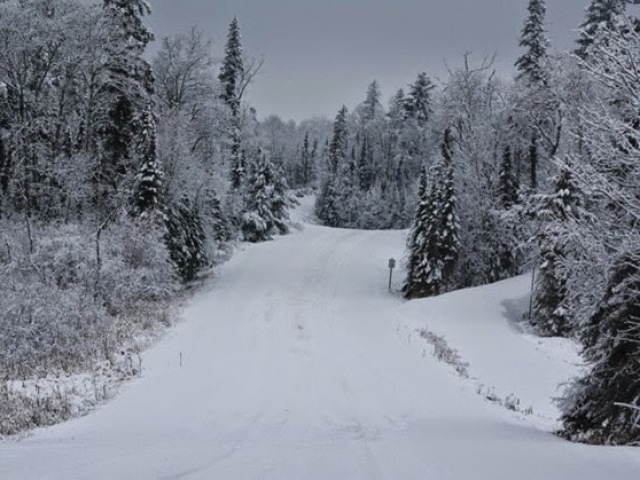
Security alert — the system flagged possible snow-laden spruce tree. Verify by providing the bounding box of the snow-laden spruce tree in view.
[575,0,629,58]
[514,0,552,196]
[218,16,244,114]
[403,130,460,298]
[531,164,583,337]
[498,145,520,209]
[164,198,208,282]
[242,153,290,242]
[219,17,245,190]
[436,128,461,285]
[404,72,435,127]
[316,106,349,225]
[99,0,155,211]
[363,80,383,123]
[133,108,163,215]
[560,249,640,444]
[403,166,441,299]
[515,0,550,85]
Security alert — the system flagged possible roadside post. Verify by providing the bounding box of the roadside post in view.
[388,258,396,292]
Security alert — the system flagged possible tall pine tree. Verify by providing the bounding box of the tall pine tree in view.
[132,107,162,214]
[515,0,550,85]
[531,164,583,337]
[498,145,519,208]
[242,153,290,242]
[219,17,245,189]
[405,72,435,126]
[403,166,441,299]
[99,0,154,204]
[575,0,628,58]
[436,128,460,285]
[218,16,244,114]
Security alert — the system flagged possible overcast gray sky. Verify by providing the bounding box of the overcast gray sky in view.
[145,0,591,121]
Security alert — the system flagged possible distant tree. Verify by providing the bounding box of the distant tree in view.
[270,160,291,235]
[153,27,216,111]
[363,80,382,123]
[219,17,246,190]
[515,0,549,85]
[574,0,628,58]
[498,145,519,208]
[328,106,349,174]
[218,16,244,114]
[358,135,375,192]
[315,177,339,228]
[388,89,408,128]
[405,73,435,126]
[242,153,290,242]
[310,139,319,183]
[300,132,313,188]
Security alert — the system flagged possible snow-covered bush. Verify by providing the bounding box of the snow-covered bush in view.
[0,217,177,381]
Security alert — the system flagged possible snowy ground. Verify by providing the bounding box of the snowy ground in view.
[2,196,639,480]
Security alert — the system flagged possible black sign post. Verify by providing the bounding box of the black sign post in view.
[388,258,396,292]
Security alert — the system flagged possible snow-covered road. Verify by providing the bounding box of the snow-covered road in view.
[2,198,639,479]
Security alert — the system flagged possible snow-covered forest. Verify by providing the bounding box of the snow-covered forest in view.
[0,0,295,434]
[0,0,639,453]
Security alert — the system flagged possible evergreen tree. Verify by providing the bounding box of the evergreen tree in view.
[100,0,155,195]
[405,73,435,126]
[316,106,348,226]
[498,145,519,208]
[388,89,408,128]
[575,0,628,58]
[328,106,348,174]
[315,177,339,228]
[242,154,289,242]
[515,0,550,85]
[230,147,246,190]
[357,136,374,191]
[528,131,539,191]
[103,0,153,48]
[164,198,208,282]
[300,131,312,187]
[363,80,382,123]
[560,249,640,445]
[436,128,460,285]
[271,160,290,235]
[219,17,245,190]
[132,108,162,214]
[403,166,441,299]
[0,135,8,215]
[531,164,583,337]
[218,16,244,114]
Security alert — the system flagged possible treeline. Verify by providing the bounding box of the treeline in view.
[309,0,640,445]
[0,0,291,434]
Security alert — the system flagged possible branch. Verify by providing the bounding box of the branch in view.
[237,55,264,102]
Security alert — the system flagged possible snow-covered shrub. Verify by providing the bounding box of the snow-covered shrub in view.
[164,200,209,283]
[100,215,177,312]
[418,328,469,378]
[0,216,177,380]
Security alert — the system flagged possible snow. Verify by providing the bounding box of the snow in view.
[2,196,639,480]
